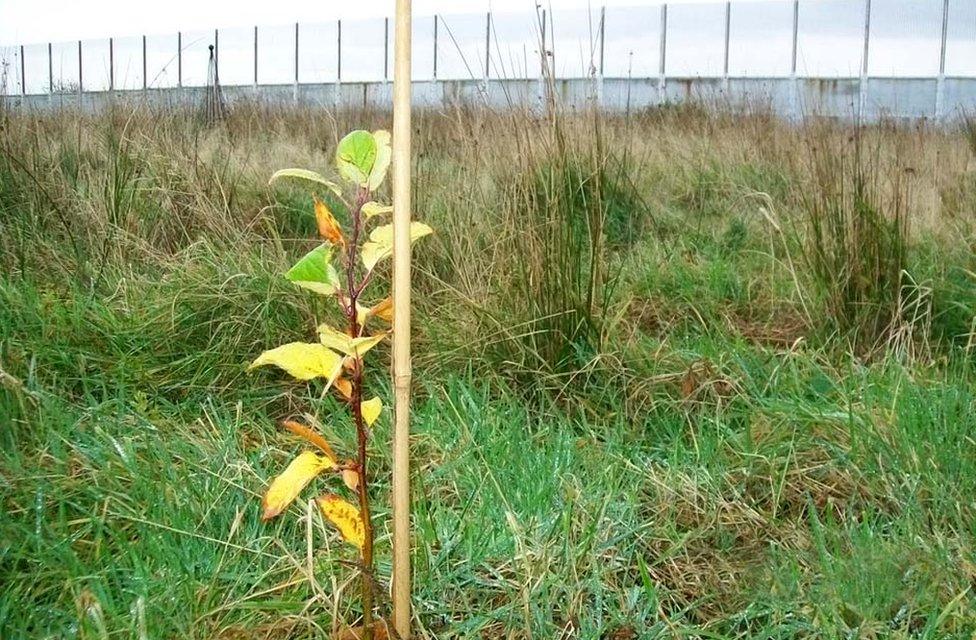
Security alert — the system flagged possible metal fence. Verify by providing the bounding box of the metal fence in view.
[2,0,976,119]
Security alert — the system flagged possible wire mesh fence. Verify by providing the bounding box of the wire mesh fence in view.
[1,0,974,116]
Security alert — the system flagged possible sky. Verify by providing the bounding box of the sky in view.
[0,0,674,44]
[1,0,974,94]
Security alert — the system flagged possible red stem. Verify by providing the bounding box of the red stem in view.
[345,186,375,639]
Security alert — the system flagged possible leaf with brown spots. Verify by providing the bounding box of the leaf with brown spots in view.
[317,494,365,548]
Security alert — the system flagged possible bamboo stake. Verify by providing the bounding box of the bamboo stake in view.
[391,0,413,638]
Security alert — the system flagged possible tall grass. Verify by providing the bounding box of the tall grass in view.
[2,101,976,637]
[792,122,912,354]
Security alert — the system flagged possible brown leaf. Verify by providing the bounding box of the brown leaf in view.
[342,464,360,492]
[369,297,393,323]
[282,420,337,460]
[334,377,353,401]
[315,197,345,246]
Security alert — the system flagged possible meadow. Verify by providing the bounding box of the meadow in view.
[1,99,976,639]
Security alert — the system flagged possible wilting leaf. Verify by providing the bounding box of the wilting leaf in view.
[334,376,353,401]
[282,420,337,460]
[361,222,434,272]
[285,244,341,296]
[262,451,335,520]
[314,197,345,246]
[362,202,393,219]
[270,168,342,196]
[248,342,344,382]
[336,130,377,186]
[317,494,366,548]
[342,464,360,492]
[361,397,382,428]
[367,130,392,191]
[369,297,394,323]
[317,324,388,357]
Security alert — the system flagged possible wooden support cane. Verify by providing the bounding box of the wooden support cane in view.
[391,0,413,638]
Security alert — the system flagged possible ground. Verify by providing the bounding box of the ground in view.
[1,103,975,638]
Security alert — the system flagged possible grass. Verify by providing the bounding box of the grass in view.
[1,101,976,638]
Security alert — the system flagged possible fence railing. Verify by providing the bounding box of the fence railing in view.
[2,0,975,118]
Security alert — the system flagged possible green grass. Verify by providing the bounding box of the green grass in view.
[1,104,975,638]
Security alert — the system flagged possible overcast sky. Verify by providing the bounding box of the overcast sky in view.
[0,0,672,44]
[2,0,974,93]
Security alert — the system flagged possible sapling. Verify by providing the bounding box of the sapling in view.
[249,129,431,639]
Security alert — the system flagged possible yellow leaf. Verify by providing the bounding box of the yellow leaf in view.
[314,197,345,246]
[362,201,393,219]
[368,297,394,323]
[281,420,337,460]
[248,342,344,382]
[262,452,335,521]
[317,494,366,548]
[361,397,382,428]
[360,221,433,272]
[338,295,372,327]
[368,130,392,191]
[355,303,370,327]
[317,324,388,357]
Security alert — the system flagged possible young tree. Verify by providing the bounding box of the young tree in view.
[249,130,431,639]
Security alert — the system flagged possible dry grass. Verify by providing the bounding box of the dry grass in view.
[2,101,976,637]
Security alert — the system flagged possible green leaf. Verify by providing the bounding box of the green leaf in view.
[285,244,341,296]
[368,130,392,190]
[336,130,377,186]
[269,168,342,196]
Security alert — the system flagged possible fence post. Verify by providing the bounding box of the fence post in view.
[597,6,606,107]
[384,17,390,83]
[293,22,299,104]
[143,35,147,91]
[433,15,438,80]
[484,11,491,98]
[539,8,547,110]
[859,0,871,119]
[935,0,949,121]
[336,19,342,110]
[254,26,259,90]
[791,0,799,120]
[19,45,25,96]
[109,37,114,92]
[626,50,633,117]
[78,40,83,99]
[723,1,731,93]
[658,3,667,104]
[177,32,182,90]
[48,42,53,98]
